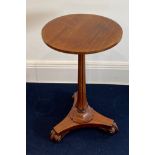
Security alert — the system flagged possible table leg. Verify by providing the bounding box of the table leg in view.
[50,54,118,142]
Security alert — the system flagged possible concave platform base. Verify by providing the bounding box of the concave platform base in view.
[50,92,118,142]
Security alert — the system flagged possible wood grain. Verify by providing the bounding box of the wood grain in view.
[41,14,123,142]
[50,92,118,142]
[42,14,122,54]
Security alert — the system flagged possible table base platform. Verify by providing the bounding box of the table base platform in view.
[50,92,118,142]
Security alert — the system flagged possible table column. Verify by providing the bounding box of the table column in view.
[76,54,88,111]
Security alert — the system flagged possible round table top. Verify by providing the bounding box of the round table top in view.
[42,14,123,54]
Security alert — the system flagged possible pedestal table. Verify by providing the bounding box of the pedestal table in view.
[42,14,123,142]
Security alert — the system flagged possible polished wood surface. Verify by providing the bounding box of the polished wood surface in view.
[50,54,118,142]
[69,55,93,123]
[41,14,122,142]
[50,92,118,142]
[42,14,122,54]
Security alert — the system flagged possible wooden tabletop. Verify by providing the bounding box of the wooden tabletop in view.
[42,14,123,54]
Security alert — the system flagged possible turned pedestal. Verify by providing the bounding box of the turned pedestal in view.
[42,14,123,142]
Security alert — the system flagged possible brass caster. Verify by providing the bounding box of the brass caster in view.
[109,122,119,134]
[100,122,119,134]
[50,130,62,142]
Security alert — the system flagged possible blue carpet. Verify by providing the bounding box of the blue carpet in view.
[26,83,129,155]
